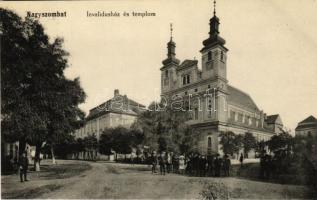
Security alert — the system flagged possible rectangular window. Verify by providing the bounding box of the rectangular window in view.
[208,104,212,118]
[165,70,169,78]
[238,113,243,122]
[230,111,236,121]
[183,74,191,85]
[245,116,250,125]
[252,118,256,126]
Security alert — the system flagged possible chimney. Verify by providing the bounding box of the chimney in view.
[114,89,119,96]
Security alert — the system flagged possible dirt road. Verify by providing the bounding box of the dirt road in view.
[33,160,312,199]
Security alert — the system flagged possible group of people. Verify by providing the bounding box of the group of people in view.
[150,152,232,177]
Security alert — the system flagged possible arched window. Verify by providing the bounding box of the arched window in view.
[208,137,212,148]
[207,51,212,61]
[220,51,224,61]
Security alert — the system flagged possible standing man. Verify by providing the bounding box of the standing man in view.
[239,153,244,167]
[158,152,166,175]
[207,155,214,177]
[19,152,29,182]
[223,154,231,177]
[151,152,157,174]
[166,152,172,173]
[214,154,221,177]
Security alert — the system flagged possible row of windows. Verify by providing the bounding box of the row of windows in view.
[207,50,225,62]
[76,116,135,136]
[230,110,261,127]
[181,84,214,97]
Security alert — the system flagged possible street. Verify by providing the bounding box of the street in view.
[1,160,313,199]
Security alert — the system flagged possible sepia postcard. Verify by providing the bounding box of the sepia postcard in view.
[1,0,317,199]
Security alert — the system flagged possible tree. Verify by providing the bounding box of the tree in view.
[219,131,237,156]
[179,127,198,155]
[255,140,267,157]
[99,130,114,155]
[242,132,257,158]
[99,127,144,159]
[1,9,86,171]
[131,102,159,151]
[233,134,243,158]
[132,101,196,154]
[54,134,77,159]
[267,132,293,155]
[83,134,98,160]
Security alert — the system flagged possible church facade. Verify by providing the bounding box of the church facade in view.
[160,6,283,156]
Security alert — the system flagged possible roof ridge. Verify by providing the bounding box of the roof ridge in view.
[89,94,145,112]
[228,84,260,111]
[267,114,279,117]
[228,84,251,97]
[299,115,317,124]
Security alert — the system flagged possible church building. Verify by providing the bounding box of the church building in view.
[160,2,283,156]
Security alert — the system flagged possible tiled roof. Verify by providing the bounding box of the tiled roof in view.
[227,85,259,111]
[295,115,317,130]
[299,115,317,124]
[266,115,279,124]
[86,95,145,120]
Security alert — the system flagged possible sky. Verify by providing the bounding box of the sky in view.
[2,0,317,132]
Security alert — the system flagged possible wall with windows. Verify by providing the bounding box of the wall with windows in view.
[227,104,263,129]
[201,46,227,80]
[296,128,317,137]
[75,113,137,140]
[194,129,219,155]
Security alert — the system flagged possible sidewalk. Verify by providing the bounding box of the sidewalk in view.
[231,158,259,165]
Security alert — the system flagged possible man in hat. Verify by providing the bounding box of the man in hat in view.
[18,151,29,182]
[214,153,222,177]
[151,152,158,174]
[158,152,166,175]
[223,154,231,176]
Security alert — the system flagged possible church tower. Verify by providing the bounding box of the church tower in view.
[160,24,180,94]
[201,0,228,123]
[201,0,228,84]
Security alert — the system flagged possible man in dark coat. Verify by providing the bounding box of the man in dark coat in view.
[207,155,214,176]
[200,155,207,177]
[158,153,166,175]
[223,154,231,176]
[214,154,222,177]
[19,152,29,182]
[239,153,244,167]
[151,152,157,174]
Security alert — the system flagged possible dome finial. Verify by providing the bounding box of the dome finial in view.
[213,0,216,16]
